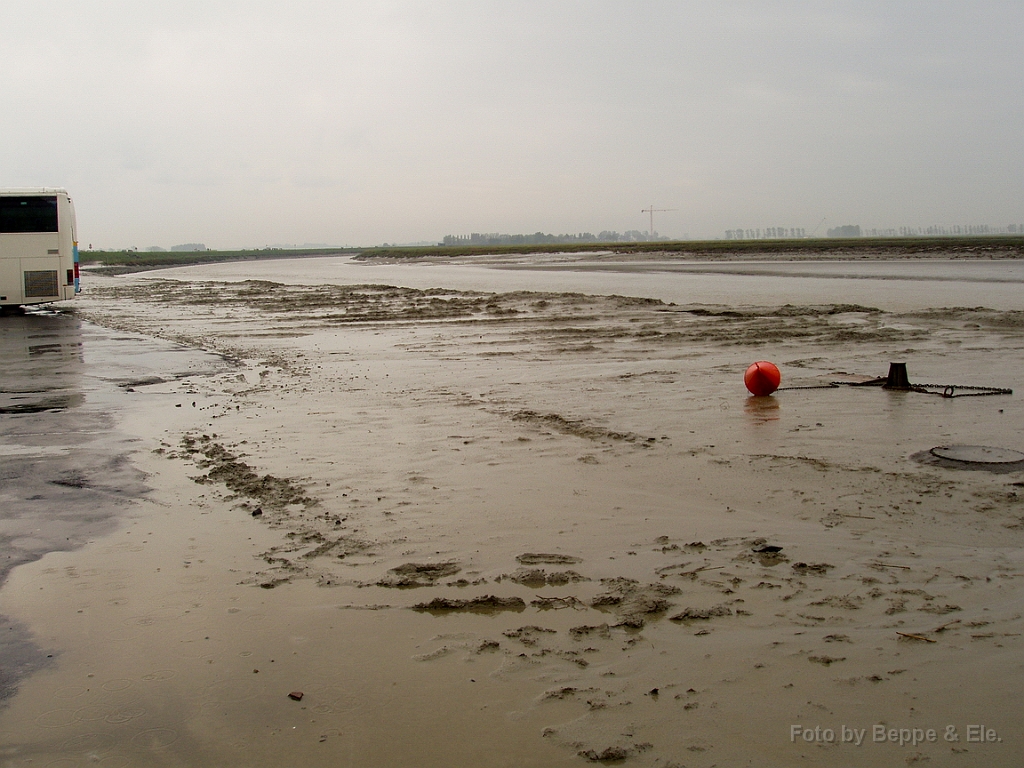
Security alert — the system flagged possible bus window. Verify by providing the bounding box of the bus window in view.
[0,196,59,234]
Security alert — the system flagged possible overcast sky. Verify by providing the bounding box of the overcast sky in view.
[3,1,1022,248]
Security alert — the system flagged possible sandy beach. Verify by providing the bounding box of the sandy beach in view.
[1,256,1023,767]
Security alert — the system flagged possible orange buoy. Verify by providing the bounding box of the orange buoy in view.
[744,361,781,396]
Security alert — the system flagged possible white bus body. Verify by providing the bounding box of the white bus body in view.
[0,188,79,308]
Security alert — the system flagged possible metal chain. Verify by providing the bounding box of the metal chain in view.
[777,381,1012,398]
[917,385,1013,398]
[915,383,1013,394]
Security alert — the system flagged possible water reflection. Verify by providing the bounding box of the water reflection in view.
[0,311,99,703]
[1,310,232,703]
[744,394,781,423]
[0,311,85,414]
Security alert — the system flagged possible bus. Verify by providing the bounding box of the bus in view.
[0,188,79,309]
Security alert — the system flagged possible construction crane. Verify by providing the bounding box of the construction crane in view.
[641,206,676,241]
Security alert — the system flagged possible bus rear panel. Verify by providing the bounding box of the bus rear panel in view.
[0,188,79,308]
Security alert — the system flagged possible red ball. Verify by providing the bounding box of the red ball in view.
[744,361,781,396]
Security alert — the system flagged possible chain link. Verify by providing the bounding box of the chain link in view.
[917,384,1013,398]
[777,382,1012,398]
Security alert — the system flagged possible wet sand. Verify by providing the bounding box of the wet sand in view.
[1,267,1023,766]
[0,313,227,709]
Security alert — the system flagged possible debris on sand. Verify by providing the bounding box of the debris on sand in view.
[669,604,734,621]
[792,562,834,575]
[532,595,588,610]
[747,543,788,567]
[509,409,653,444]
[739,549,789,567]
[897,632,937,643]
[543,686,587,700]
[411,595,526,614]
[578,745,631,762]
[516,553,583,566]
[259,577,291,590]
[377,561,461,588]
[503,625,557,646]
[501,567,588,587]
[918,603,961,615]
[569,623,612,640]
[808,655,846,666]
[810,595,863,610]
[590,578,678,628]
[179,434,315,509]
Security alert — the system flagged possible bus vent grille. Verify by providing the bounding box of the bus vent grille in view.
[24,270,58,298]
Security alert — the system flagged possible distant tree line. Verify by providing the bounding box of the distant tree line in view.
[864,224,1022,237]
[137,243,210,252]
[442,230,662,246]
[725,223,1022,240]
[827,225,861,238]
[723,227,807,240]
[117,242,209,253]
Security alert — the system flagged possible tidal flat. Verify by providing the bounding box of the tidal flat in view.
[1,255,1022,767]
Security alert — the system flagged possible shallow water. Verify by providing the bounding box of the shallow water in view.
[147,256,1024,312]
[0,311,230,702]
